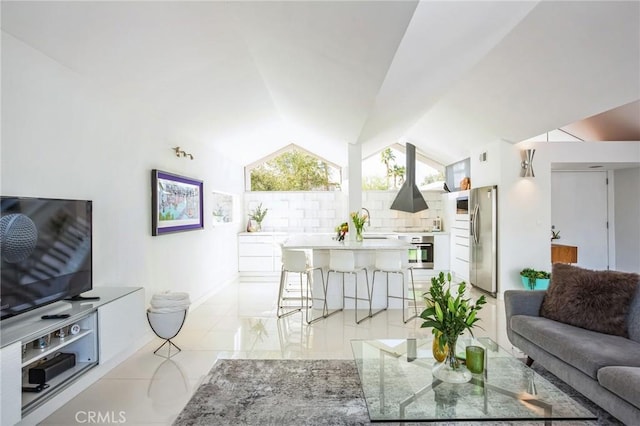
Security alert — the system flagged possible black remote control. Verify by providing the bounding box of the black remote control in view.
[41,314,71,320]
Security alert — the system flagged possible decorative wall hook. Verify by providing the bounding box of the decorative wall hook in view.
[173,146,194,160]
[520,148,535,177]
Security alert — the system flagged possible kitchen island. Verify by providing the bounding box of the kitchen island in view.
[282,234,413,311]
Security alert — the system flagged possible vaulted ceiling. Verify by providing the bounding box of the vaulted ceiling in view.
[2,1,639,167]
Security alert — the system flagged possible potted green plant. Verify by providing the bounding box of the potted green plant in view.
[420,272,486,383]
[247,203,268,232]
[520,268,551,290]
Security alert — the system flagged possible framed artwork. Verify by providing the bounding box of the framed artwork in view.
[151,169,204,236]
[211,191,234,224]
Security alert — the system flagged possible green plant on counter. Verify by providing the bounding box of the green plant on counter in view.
[248,203,268,224]
[335,222,348,241]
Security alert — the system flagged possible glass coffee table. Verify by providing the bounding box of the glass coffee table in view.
[351,338,596,424]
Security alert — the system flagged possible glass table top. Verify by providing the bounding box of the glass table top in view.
[351,337,597,423]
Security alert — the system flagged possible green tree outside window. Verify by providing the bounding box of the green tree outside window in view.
[250,149,340,191]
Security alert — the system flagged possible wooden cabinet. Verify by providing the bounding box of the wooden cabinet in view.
[551,244,578,264]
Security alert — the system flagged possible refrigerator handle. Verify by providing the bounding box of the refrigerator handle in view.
[472,203,480,244]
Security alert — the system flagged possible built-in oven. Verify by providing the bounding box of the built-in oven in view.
[456,196,469,215]
[408,236,434,269]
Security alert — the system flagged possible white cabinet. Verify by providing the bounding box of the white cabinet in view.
[21,312,98,416]
[0,287,146,425]
[433,233,451,271]
[238,233,287,279]
[1,342,22,426]
[98,290,146,363]
[451,215,470,282]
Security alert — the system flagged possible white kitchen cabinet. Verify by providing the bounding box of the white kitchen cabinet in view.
[238,232,287,279]
[451,215,470,282]
[433,233,450,271]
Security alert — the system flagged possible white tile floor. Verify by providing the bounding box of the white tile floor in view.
[41,279,512,425]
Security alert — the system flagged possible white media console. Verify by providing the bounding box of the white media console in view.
[0,287,148,425]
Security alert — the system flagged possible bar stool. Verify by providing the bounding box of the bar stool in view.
[277,249,325,324]
[371,250,418,323]
[326,250,372,324]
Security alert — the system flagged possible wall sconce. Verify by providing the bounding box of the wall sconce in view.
[520,149,535,177]
[173,146,194,160]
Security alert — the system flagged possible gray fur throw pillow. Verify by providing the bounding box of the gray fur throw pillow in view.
[540,263,640,337]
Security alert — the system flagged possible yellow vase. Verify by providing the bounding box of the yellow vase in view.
[432,331,448,363]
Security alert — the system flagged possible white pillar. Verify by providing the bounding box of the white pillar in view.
[348,143,362,241]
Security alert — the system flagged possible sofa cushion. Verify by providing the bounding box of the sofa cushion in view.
[540,263,639,337]
[598,366,640,409]
[510,315,640,379]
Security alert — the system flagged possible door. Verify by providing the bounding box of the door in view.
[551,171,609,270]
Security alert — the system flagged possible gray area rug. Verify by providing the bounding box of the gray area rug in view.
[173,359,369,425]
[173,359,623,426]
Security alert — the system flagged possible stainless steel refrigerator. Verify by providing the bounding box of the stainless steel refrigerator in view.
[469,185,498,297]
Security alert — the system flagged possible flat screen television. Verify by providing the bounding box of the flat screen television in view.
[0,196,93,320]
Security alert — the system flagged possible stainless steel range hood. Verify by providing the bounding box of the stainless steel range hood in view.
[390,143,429,213]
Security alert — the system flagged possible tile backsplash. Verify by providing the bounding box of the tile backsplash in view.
[244,190,445,233]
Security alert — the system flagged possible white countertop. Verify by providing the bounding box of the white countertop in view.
[238,231,289,236]
[283,234,411,250]
[240,231,449,237]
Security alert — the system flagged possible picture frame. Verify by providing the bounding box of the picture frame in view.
[151,169,204,236]
[211,191,235,224]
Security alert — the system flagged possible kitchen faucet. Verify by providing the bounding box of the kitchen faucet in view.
[361,207,371,226]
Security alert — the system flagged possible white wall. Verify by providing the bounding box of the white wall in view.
[614,167,640,272]
[1,33,244,306]
[470,140,640,296]
[243,190,445,233]
[468,140,552,297]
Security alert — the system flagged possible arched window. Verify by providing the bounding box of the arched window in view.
[362,143,444,190]
[245,144,342,191]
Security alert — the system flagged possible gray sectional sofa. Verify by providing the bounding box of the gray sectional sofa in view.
[505,286,640,425]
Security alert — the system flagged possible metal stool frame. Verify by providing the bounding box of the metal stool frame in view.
[371,251,419,323]
[277,249,326,324]
[326,250,372,324]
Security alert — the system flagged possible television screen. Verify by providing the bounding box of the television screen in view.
[0,197,92,320]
